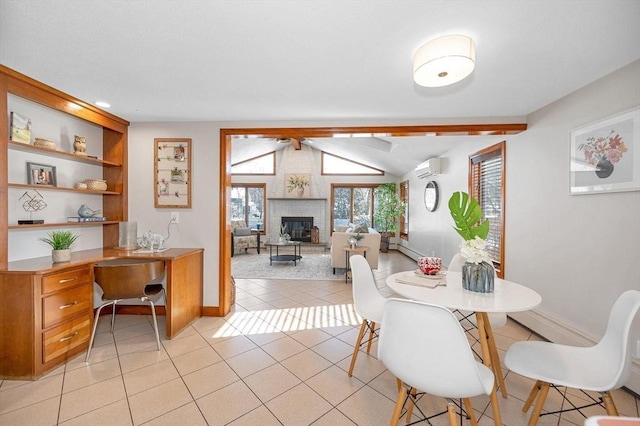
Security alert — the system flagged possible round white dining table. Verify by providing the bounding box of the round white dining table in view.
[386,270,542,426]
[386,271,542,313]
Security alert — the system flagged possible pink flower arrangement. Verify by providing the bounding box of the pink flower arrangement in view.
[578,130,627,166]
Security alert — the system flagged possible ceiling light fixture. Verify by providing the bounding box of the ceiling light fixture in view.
[413,34,476,88]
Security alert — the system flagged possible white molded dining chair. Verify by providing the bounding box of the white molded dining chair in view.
[347,254,389,377]
[378,298,497,426]
[504,289,640,426]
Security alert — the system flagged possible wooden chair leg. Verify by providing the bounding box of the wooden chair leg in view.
[527,381,550,426]
[488,384,502,426]
[602,391,619,416]
[390,385,407,426]
[405,387,417,422]
[396,378,402,392]
[348,320,367,377]
[447,402,459,426]
[463,398,478,426]
[523,380,542,412]
[366,321,376,353]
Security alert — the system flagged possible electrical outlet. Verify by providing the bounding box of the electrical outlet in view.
[170,212,179,224]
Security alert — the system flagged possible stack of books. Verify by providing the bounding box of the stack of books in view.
[67,216,107,222]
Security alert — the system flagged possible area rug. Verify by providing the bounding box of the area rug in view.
[231,252,343,280]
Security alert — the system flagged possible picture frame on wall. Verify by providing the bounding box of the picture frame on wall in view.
[26,162,57,186]
[154,138,192,208]
[570,108,640,195]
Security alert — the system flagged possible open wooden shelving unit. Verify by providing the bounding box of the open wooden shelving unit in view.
[0,65,130,269]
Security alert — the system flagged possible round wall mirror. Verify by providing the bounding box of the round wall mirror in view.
[424,181,439,212]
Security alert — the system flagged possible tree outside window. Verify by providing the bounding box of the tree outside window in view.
[231,184,266,232]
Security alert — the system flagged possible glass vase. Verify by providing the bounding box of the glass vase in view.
[462,261,494,293]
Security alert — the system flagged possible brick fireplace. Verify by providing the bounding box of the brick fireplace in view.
[268,198,327,244]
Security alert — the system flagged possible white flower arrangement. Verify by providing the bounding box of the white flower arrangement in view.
[460,236,492,265]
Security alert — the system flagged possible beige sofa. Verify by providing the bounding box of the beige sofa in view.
[330,231,381,273]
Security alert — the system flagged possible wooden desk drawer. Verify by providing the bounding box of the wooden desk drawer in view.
[42,284,92,329]
[43,315,91,363]
[42,267,91,294]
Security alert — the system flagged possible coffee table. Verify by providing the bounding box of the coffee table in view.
[265,241,302,265]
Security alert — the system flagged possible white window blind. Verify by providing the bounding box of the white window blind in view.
[470,142,505,276]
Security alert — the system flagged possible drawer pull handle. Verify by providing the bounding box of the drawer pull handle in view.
[59,301,78,310]
[59,277,78,284]
[59,331,79,342]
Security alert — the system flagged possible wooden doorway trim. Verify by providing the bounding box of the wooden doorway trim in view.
[218,123,526,315]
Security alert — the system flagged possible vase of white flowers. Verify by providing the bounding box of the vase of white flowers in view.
[449,191,494,293]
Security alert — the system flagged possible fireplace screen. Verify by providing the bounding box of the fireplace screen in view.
[281,217,313,242]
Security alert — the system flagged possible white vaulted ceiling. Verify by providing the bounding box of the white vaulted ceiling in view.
[1,1,639,175]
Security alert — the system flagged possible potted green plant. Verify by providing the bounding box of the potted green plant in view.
[286,174,310,197]
[373,183,406,253]
[40,230,79,263]
[448,191,494,292]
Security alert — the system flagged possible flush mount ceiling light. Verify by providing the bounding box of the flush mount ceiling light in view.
[413,34,476,88]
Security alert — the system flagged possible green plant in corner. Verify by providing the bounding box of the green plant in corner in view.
[353,232,364,242]
[373,183,406,252]
[40,231,80,250]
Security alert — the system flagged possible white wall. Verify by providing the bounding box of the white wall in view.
[398,60,640,393]
[129,122,220,305]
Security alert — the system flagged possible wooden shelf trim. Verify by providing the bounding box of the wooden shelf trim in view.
[9,183,120,195]
[8,141,121,167]
[9,221,120,230]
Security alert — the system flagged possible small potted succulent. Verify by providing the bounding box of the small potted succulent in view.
[40,230,79,263]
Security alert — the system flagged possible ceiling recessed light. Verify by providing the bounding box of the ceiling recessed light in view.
[95,101,111,108]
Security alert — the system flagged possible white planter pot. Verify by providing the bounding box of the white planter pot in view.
[52,249,71,263]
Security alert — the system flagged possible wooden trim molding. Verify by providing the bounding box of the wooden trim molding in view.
[218,124,525,316]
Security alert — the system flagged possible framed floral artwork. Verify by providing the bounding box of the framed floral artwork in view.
[154,138,192,208]
[570,108,639,195]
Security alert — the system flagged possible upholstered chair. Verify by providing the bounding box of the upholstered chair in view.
[231,220,260,256]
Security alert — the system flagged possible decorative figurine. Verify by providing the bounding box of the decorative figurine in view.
[77,204,101,218]
[73,135,87,156]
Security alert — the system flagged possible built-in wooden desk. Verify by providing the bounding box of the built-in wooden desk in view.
[0,247,203,380]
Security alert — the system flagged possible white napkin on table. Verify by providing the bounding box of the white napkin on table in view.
[395,271,446,288]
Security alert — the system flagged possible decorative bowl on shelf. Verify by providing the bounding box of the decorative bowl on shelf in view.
[33,138,57,150]
[84,179,108,191]
[74,182,88,190]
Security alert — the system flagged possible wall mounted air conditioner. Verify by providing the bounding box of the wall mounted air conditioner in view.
[415,158,441,179]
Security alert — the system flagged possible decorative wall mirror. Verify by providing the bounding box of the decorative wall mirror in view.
[424,180,439,212]
[154,138,192,208]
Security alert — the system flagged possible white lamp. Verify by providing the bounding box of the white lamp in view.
[413,34,476,87]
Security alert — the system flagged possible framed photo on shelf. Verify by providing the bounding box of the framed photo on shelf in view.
[26,162,57,187]
[10,111,32,144]
[570,108,640,195]
[154,138,191,208]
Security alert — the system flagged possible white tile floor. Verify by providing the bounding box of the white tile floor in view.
[1,251,638,425]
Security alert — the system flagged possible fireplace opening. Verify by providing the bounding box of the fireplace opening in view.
[281,217,313,242]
